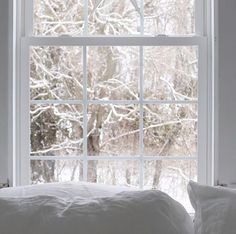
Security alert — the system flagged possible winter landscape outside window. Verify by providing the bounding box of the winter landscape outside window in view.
[18,0,209,213]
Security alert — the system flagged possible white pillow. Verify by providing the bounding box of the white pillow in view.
[0,182,134,198]
[188,181,236,234]
[0,190,193,234]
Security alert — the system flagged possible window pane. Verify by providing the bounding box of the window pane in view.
[31,160,83,184]
[87,104,139,156]
[143,104,197,156]
[33,0,84,36]
[88,0,141,35]
[30,104,83,156]
[144,0,195,35]
[144,160,197,212]
[88,160,139,187]
[30,46,83,100]
[144,46,198,100]
[88,46,139,100]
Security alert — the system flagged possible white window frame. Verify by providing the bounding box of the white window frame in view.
[11,0,214,187]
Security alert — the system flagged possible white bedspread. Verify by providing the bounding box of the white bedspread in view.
[0,190,193,234]
[0,182,133,198]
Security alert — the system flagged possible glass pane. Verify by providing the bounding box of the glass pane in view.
[88,0,141,35]
[88,47,139,100]
[144,0,195,35]
[31,160,83,184]
[30,104,83,156]
[143,104,197,156]
[88,160,139,187]
[30,46,83,100]
[87,104,139,156]
[144,160,197,213]
[144,46,198,100]
[33,0,84,36]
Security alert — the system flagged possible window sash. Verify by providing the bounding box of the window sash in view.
[19,35,207,185]
[17,0,208,186]
[23,0,205,37]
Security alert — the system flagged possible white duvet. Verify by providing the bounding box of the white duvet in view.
[0,189,193,234]
[0,182,133,198]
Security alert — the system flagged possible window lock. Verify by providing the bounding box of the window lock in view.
[0,179,9,189]
[155,34,168,37]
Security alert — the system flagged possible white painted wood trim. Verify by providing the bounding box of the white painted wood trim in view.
[22,36,205,46]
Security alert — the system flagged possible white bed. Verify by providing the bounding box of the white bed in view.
[4,181,236,234]
[0,182,194,234]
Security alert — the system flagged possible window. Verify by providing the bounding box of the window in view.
[17,0,210,212]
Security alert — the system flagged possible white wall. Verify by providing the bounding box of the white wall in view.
[0,0,9,181]
[0,0,235,185]
[218,0,236,185]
